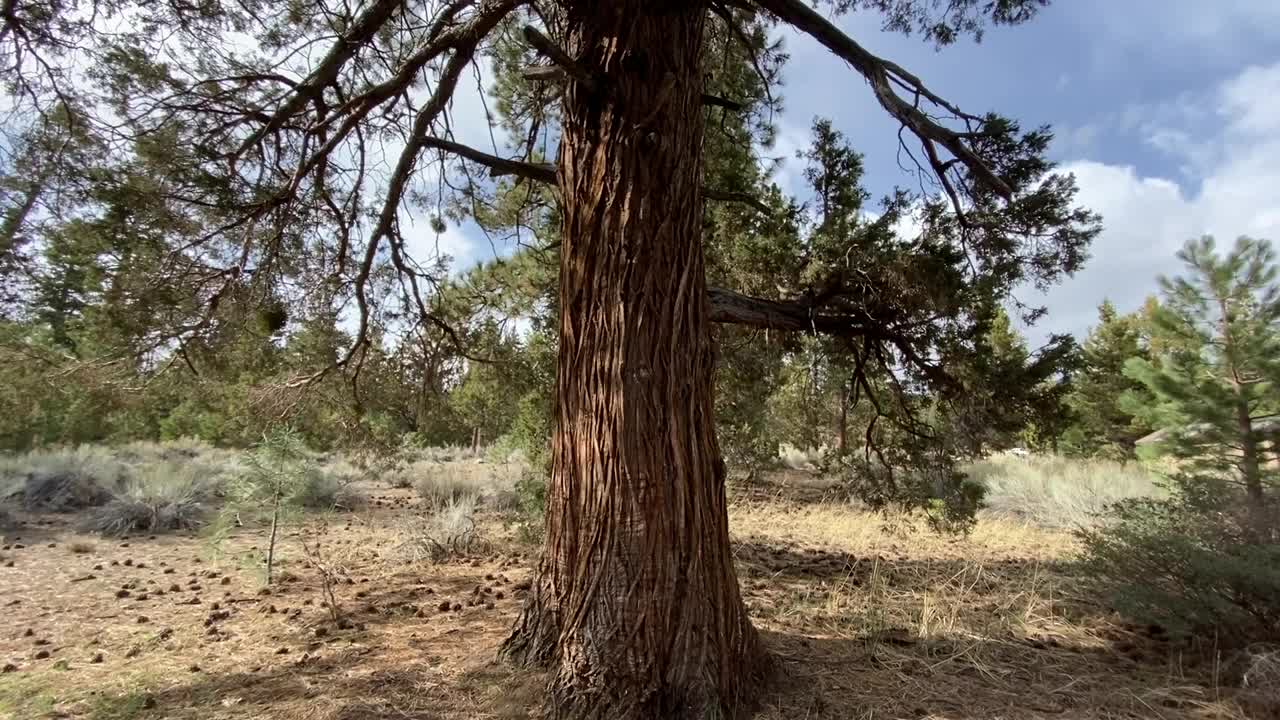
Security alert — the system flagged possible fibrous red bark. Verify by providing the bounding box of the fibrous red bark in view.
[500,2,769,718]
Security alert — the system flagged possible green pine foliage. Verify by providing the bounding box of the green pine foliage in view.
[1080,236,1280,645]
[1061,301,1156,459]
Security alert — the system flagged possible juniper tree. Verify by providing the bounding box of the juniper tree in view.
[2,0,1099,716]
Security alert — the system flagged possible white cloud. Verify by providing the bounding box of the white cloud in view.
[401,214,482,276]
[762,118,809,198]
[1034,61,1280,341]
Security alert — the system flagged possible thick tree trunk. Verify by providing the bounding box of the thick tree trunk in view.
[500,3,768,718]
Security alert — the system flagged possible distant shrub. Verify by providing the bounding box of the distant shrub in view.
[416,445,477,463]
[388,469,415,489]
[0,504,13,529]
[392,494,486,563]
[115,437,217,464]
[291,467,366,512]
[410,463,494,508]
[0,446,129,512]
[82,462,217,536]
[485,489,522,514]
[778,444,824,472]
[414,471,473,508]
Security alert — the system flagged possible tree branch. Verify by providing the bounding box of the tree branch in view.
[415,136,771,214]
[522,25,596,91]
[703,188,770,215]
[418,135,556,183]
[707,287,956,388]
[701,93,745,111]
[708,286,874,336]
[754,0,1013,200]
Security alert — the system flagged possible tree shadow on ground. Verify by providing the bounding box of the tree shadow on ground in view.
[84,637,544,720]
[731,542,1271,719]
[83,622,1259,720]
[732,470,844,505]
[732,539,1073,586]
[753,627,1261,720]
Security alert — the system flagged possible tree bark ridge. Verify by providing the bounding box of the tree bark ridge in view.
[500,3,769,718]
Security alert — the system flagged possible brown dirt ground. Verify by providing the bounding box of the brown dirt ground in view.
[0,475,1272,720]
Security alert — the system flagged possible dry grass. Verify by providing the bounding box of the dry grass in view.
[0,457,1263,720]
[0,446,129,512]
[390,494,491,564]
[398,459,521,512]
[968,453,1164,528]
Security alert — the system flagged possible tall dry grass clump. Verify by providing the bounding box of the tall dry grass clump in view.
[967,454,1163,528]
[82,461,219,535]
[392,493,487,563]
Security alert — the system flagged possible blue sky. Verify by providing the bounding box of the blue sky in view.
[769,0,1280,344]
[425,1,1280,344]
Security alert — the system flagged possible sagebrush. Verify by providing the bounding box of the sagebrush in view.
[82,462,219,536]
[0,446,129,512]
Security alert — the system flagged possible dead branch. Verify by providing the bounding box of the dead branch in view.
[522,25,596,91]
[701,93,746,111]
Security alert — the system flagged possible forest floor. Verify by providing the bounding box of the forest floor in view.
[0,466,1267,720]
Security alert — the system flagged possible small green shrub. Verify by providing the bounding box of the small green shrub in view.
[82,462,216,536]
[219,427,310,584]
[1078,479,1280,646]
[514,466,547,518]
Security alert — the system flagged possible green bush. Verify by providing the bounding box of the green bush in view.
[1078,478,1280,645]
[82,462,218,535]
[514,466,547,518]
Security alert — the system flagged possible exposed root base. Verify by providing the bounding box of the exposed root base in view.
[501,599,774,720]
